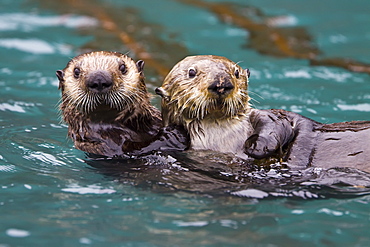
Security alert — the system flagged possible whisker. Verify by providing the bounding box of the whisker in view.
[248,90,263,101]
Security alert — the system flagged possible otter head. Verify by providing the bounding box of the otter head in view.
[156,55,251,126]
[56,51,147,120]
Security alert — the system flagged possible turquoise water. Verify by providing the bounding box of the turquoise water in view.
[1,0,370,246]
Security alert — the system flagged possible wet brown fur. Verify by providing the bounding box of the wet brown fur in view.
[57,51,162,156]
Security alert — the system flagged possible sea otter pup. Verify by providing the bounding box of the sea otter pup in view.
[57,51,166,157]
[156,55,370,172]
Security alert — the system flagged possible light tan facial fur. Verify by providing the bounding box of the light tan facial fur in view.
[58,51,148,117]
[157,55,250,124]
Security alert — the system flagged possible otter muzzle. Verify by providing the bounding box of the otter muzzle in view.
[86,70,113,93]
[208,77,234,96]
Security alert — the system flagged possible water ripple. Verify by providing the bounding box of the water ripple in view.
[0,13,98,31]
[0,165,17,173]
[313,67,352,82]
[61,184,116,195]
[0,38,65,54]
[23,151,67,167]
[0,102,26,113]
[6,228,30,238]
[337,103,370,112]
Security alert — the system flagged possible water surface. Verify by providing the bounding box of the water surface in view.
[1,0,370,246]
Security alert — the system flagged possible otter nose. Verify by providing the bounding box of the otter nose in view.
[86,71,113,93]
[208,78,234,96]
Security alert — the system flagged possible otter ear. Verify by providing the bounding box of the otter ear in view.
[56,70,65,90]
[155,87,170,101]
[245,68,250,78]
[56,70,64,81]
[136,60,145,73]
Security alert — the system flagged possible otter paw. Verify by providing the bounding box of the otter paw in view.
[244,134,278,159]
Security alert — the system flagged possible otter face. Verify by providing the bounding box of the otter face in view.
[57,51,146,114]
[156,55,251,125]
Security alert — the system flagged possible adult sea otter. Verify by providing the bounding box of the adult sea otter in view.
[57,51,187,157]
[156,55,370,172]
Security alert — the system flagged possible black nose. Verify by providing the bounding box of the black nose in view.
[86,71,113,93]
[208,78,234,96]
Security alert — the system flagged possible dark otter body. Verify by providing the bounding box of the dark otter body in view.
[157,55,370,173]
[246,109,370,173]
[57,51,173,157]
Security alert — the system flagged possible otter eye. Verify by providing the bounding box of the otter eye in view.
[234,69,240,79]
[73,68,80,79]
[246,68,250,78]
[188,68,196,78]
[119,63,127,74]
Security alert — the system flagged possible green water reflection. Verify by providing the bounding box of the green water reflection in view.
[0,0,370,246]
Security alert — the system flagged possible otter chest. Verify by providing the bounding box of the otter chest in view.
[188,116,253,158]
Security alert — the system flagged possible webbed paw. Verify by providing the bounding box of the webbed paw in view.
[245,134,280,159]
